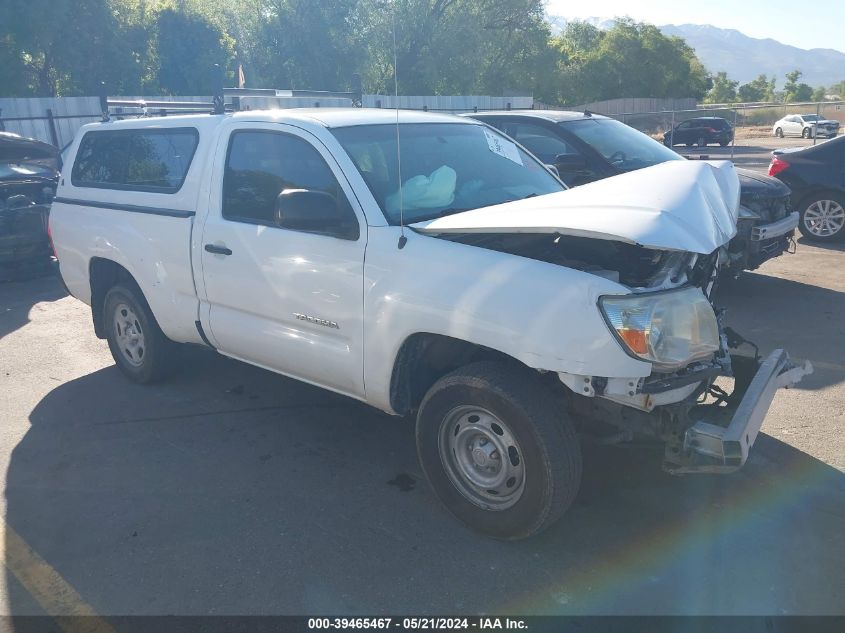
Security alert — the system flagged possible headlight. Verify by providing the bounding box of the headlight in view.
[738,205,761,220]
[599,287,720,371]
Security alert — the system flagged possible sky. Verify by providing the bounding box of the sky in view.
[544,0,845,53]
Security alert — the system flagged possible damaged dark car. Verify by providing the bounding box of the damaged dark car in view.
[0,132,59,281]
[467,111,799,274]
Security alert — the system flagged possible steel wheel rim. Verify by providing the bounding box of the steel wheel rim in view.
[113,302,145,367]
[804,200,845,237]
[438,405,526,511]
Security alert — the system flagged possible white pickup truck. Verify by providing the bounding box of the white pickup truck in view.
[51,108,810,539]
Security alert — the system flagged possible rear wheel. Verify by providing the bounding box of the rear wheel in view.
[104,284,176,383]
[775,127,783,138]
[798,192,845,242]
[416,361,581,540]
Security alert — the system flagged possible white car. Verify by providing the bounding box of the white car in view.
[773,114,840,139]
[50,108,810,539]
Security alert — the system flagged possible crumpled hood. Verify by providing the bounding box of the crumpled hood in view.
[412,160,740,254]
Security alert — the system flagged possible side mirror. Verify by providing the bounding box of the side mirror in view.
[274,189,358,240]
[554,154,588,171]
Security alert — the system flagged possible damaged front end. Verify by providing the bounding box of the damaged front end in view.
[0,132,59,281]
[727,169,798,273]
[568,314,812,475]
[414,161,811,475]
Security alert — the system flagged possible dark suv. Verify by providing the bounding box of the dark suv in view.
[663,117,734,147]
[467,111,797,273]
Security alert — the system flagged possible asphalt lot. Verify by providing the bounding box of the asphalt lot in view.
[0,239,843,617]
[673,134,829,170]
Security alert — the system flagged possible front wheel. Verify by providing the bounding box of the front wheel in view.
[416,362,581,540]
[775,127,783,138]
[802,127,812,139]
[104,283,177,383]
[799,193,845,242]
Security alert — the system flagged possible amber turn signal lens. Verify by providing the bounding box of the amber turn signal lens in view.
[618,328,648,354]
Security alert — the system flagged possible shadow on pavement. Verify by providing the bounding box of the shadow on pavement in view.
[717,270,845,390]
[0,276,67,341]
[5,350,845,615]
[795,236,845,253]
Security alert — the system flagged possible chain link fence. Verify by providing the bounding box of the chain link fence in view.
[609,101,845,171]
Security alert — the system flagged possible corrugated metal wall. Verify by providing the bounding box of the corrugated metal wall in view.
[572,97,698,116]
[0,94,534,148]
[362,94,533,111]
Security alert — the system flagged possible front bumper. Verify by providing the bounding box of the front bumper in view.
[751,211,799,241]
[664,349,813,474]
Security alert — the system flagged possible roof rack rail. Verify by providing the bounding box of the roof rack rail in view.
[98,67,363,122]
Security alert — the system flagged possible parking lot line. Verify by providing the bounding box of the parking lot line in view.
[0,520,114,633]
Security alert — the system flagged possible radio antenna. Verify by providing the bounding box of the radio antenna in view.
[393,6,407,249]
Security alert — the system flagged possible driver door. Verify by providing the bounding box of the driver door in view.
[196,122,367,398]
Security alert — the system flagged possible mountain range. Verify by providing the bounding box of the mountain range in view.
[547,17,845,88]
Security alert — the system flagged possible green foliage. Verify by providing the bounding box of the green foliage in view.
[704,71,738,104]
[737,74,776,102]
[782,69,814,103]
[0,1,713,104]
[549,18,710,104]
[155,7,236,94]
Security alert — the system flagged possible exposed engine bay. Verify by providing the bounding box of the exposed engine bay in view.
[441,231,720,293]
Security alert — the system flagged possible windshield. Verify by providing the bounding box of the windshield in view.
[330,123,563,224]
[562,118,684,171]
[0,161,58,181]
[802,114,821,121]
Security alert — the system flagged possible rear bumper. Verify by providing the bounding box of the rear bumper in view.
[664,349,812,474]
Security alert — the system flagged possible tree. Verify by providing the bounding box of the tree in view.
[154,7,236,94]
[782,69,812,102]
[550,18,710,104]
[737,74,775,102]
[812,85,826,102]
[704,71,737,104]
[0,0,150,96]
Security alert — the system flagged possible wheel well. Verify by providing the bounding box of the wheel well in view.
[389,333,519,416]
[796,189,843,212]
[89,258,137,339]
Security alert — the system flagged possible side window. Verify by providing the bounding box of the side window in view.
[71,128,198,193]
[222,130,357,238]
[512,123,576,163]
[677,121,692,130]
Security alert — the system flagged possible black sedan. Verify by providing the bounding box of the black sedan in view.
[769,136,845,242]
[467,110,796,273]
[663,117,734,148]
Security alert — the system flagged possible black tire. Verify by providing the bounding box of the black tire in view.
[416,361,581,540]
[103,283,176,383]
[775,127,783,138]
[797,191,845,242]
[802,127,812,139]
[719,141,729,147]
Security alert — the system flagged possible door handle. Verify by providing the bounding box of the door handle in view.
[204,244,232,256]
